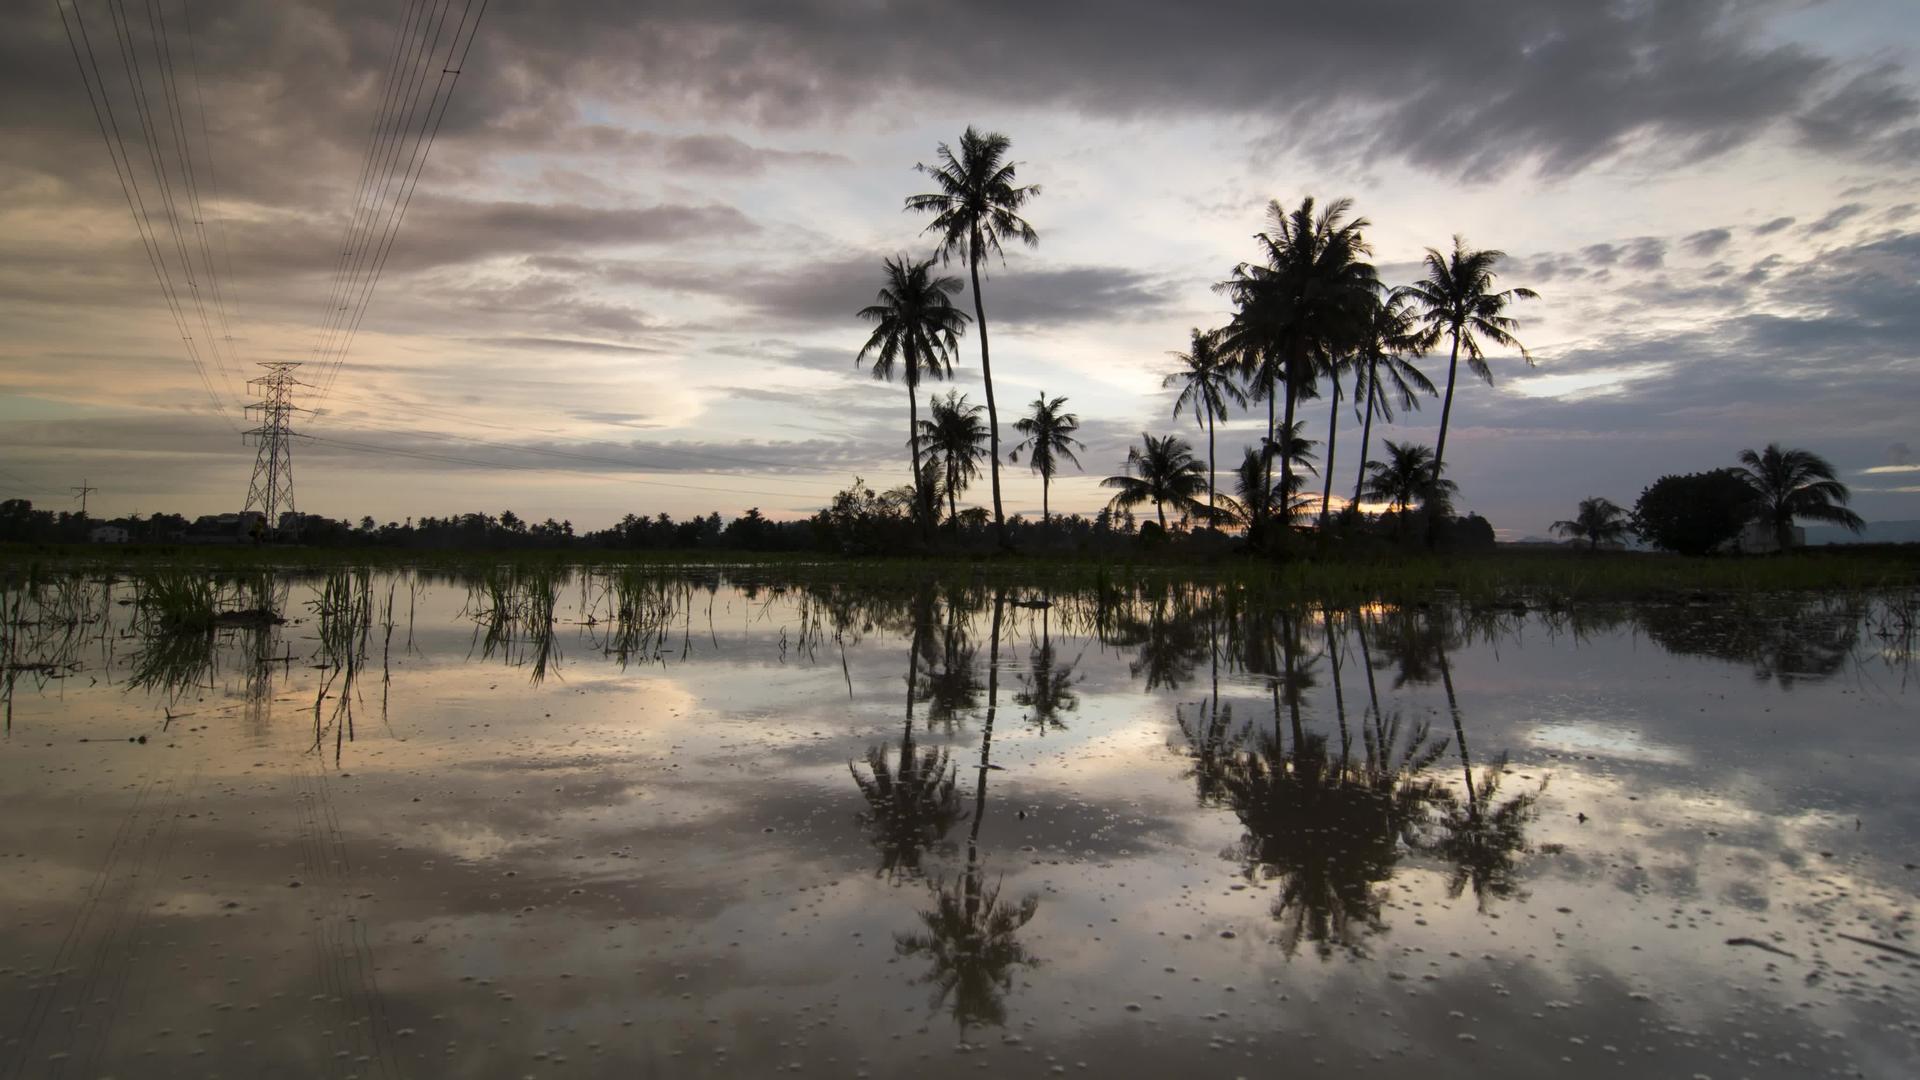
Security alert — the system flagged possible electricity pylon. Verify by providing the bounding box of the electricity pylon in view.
[242,362,307,534]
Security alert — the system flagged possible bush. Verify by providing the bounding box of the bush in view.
[1632,470,1756,556]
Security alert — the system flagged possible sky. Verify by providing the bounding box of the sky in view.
[3,0,1918,538]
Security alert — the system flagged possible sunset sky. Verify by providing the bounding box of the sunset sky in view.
[4,0,1917,536]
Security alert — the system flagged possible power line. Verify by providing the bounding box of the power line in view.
[310,0,488,403]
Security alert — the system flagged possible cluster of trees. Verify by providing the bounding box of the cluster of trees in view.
[858,127,1539,550]
[1550,443,1865,554]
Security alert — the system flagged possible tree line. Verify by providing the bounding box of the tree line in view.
[858,126,1540,551]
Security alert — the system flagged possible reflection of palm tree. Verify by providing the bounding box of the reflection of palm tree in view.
[896,593,1040,1030]
[852,606,965,879]
[1184,605,1445,958]
[1112,588,1208,691]
[1423,631,1541,909]
[1014,606,1079,733]
[924,590,983,731]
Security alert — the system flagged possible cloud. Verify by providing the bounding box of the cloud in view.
[1752,216,1796,235]
[1803,202,1866,235]
[1682,228,1732,257]
[1795,62,1920,162]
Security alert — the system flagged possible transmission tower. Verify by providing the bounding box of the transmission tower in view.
[242,362,307,533]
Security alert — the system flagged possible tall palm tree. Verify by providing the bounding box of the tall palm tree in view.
[1101,433,1211,529]
[1349,289,1435,508]
[1216,197,1377,536]
[918,391,989,532]
[858,256,971,535]
[906,128,1041,548]
[1009,394,1083,524]
[1362,440,1455,538]
[1163,327,1246,518]
[1735,443,1865,551]
[1550,497,1632,551]
[1402,236,1538,482]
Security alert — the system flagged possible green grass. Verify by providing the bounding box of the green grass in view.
[6,541,1917,605]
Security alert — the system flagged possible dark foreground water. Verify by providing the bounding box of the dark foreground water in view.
[2,568,1916,1079]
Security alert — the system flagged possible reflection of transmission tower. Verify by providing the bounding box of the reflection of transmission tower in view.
[242,362,307,532]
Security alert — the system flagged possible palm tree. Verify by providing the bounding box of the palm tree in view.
[1101,433,1211,529]
[858,256,971,535]
[1735,443,1865,551]
[1362,440,1455,538]
[906,128,1041,548]
[1216,197,1377,535]
[1163,327,1246,519]
[918,391,989,532]
[1402,236,1539,482]
[1009,394,1083,524]
[1550,497,1632,551]
[1217,427,1318,531]
[1349,289,1435,508]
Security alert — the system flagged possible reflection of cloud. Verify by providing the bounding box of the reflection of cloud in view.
[1525,721,1689,765]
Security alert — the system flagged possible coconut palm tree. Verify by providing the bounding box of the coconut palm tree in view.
[1216,427,1318,531]
[860,255,967,534]
[1362,441,1455,539]
[918,391,989,533]
[1163,327,1246,518]
[906,128,1041,548]
[1550,497,1632,551]
[1216,197,1377,535]
[1401,237,1538,482]
[1349,290,1435,508]
[1101,433,1211,529]
[1008,394,1083,524]
[858,256,971,535]
[1735,443,1865,551]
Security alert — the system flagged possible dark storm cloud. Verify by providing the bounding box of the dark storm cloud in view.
[8,0,1916,198]
[1794,62,1920,161]
[1682,228,1733,257]
[534,252,1180,329]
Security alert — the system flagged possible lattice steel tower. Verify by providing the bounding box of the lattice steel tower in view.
[242,361,305,532]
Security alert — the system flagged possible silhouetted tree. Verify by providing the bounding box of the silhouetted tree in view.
[907,128,1041,548]
[1402,236,1538,485]
[1163,327,1246,518]
[1009,393,1083,524]
[1551,497,1632,551]
[1736,443,1865,551]
[1349,290,1435,508]
[858,255,971,535]
[919,391,990,532]
[1101,433,1211,528]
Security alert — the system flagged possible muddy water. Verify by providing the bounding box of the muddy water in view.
[2,569,1915,1078]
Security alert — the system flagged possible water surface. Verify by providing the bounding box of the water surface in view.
[2,569,1916,1078]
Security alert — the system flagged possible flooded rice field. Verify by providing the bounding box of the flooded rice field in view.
[2,566,1917,1078]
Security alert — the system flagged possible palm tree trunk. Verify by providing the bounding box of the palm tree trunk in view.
[947,459,959,533]
[1155,498,1166,529]
[1432,330,1462,479]
[1205,408,1216,525]
[1354,362,1376,506]
[1261,380,1277,539]
[907,371,926,541]
[1427,331,1463,551]
[968,231,1007,548]
[1320,380,1340,529]
[1041,472,1049,525]
[1279,378,1298,531]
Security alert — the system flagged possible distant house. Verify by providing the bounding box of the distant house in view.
[88,524,129,544]
[1732,520,1804,554]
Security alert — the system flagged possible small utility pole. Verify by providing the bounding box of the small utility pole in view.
[71,479,98,517]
